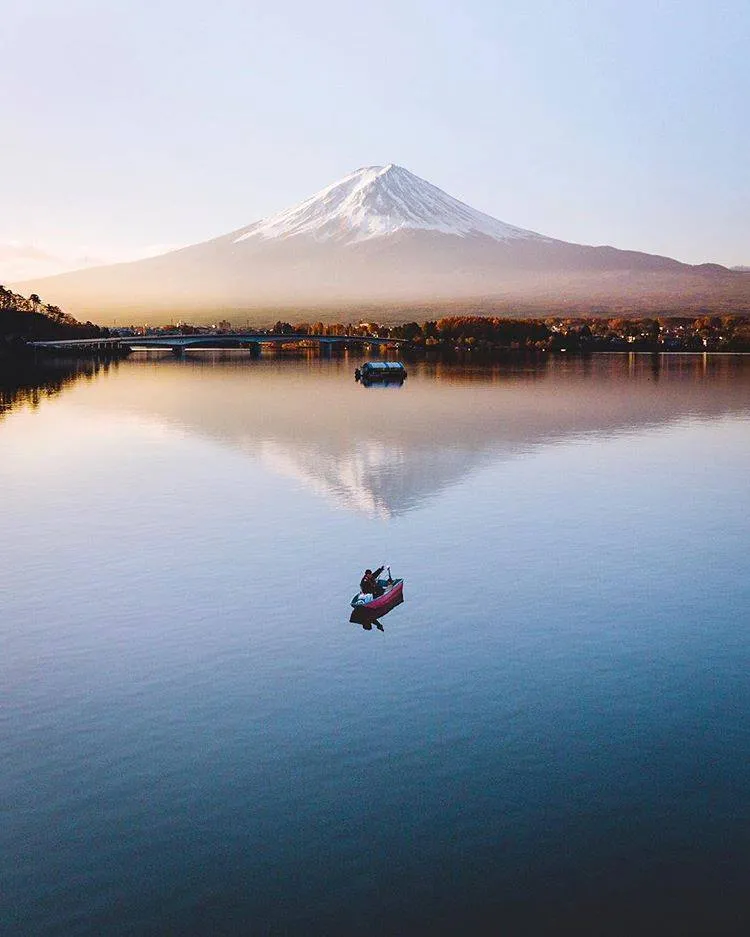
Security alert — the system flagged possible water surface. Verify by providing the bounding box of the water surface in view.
[1,353,749,936]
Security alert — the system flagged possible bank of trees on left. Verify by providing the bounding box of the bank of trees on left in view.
[0,286,104,349]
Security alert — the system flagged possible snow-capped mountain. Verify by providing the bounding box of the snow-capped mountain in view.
[234,164,546,244]
[12,164,746,321]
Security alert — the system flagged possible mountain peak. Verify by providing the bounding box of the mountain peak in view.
[354,163,400,177]
[234,164,544,245]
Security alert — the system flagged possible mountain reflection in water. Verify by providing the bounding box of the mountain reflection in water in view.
[4,352,749,517]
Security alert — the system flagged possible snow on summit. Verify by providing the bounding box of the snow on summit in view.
[235,164,544,244]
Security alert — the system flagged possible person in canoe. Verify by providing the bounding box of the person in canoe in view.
[360,565,387,598]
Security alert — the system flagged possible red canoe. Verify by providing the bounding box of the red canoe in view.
[350,578,404,619]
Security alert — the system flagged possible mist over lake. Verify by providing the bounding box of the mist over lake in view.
[1,353,749,936]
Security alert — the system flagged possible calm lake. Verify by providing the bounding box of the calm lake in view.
[1,353,749,936]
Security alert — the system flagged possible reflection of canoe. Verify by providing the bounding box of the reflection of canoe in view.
[350,578,404,618]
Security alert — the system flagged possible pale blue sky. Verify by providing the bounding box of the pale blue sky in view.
[2,0,748,279]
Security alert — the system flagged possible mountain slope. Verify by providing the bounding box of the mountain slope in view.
[12,165,748,322]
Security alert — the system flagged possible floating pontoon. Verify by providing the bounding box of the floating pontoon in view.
[355,361,407,384]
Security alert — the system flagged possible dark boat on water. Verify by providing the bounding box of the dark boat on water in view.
[355,361,407,385]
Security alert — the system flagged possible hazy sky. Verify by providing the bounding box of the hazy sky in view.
[2,0,748,280]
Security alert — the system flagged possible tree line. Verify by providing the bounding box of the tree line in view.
[266,314,750,352]
[0,286,104,350]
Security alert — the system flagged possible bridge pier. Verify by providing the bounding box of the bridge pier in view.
[171,345,185,358]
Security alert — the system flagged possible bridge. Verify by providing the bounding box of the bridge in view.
[29,332,408,357]
[127,333,407,355]
[28,337,125,354]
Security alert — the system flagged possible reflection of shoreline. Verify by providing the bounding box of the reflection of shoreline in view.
[416,351,750,384]
[0,358,120,418]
